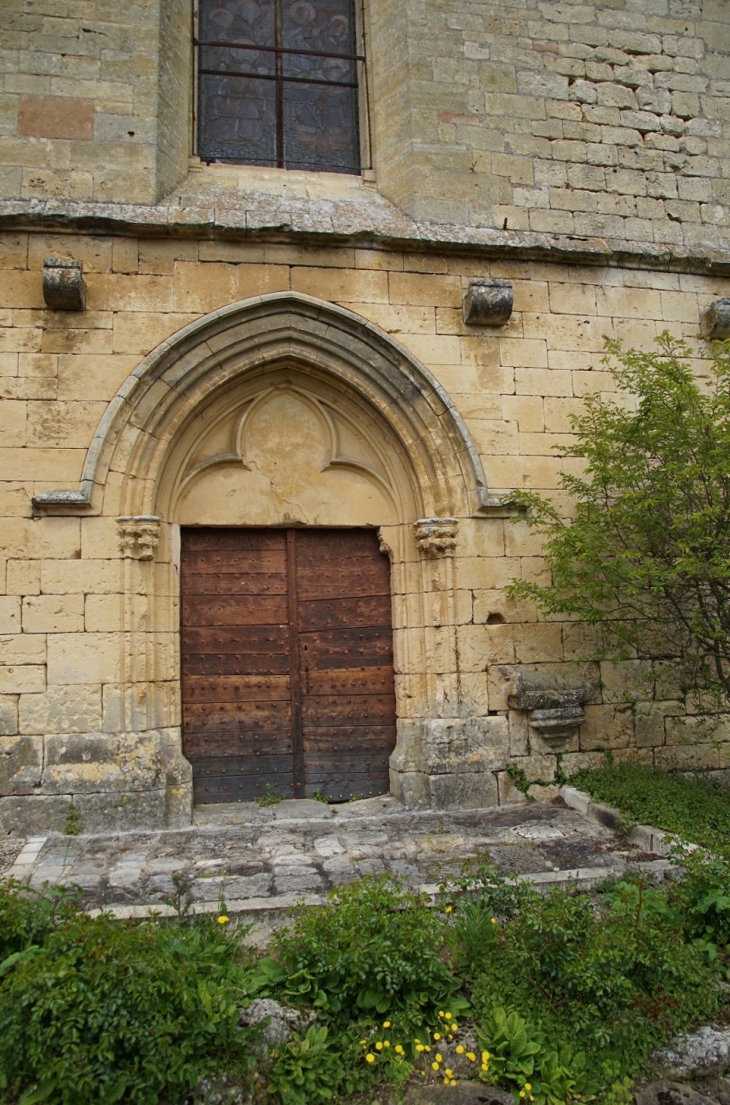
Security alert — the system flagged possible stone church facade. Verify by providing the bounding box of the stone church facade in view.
[0,0,729,833]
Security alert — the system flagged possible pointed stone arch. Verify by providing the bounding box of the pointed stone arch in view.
[33,292,491,521]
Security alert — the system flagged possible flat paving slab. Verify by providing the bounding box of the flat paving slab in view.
[2,795,670,936]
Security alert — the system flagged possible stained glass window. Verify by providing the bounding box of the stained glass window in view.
[197,0,362,174]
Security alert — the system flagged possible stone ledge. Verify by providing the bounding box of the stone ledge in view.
[1,197,730,276]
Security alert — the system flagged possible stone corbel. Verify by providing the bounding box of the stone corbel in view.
[463,279,513,326]
[117,516,161,560]
[507,671,595,746]
[701,298,730,340]
[414,518,458,559]
[42,257,86,311]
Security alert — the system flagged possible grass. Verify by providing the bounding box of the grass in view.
[568,761,730,854]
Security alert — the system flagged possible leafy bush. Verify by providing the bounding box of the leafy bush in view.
[0,912,260,1105]
[0,880,82,962]
[267,876,458,1024]
[507,334,730,708]
[457,866,722,1083]
[569,762,730,855]
[673,850,730,950]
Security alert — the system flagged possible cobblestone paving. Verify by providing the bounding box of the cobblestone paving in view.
[3,797,668,936]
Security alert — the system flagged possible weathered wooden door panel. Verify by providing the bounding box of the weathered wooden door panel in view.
[182,528,292,804]
[295,529,396,801]
[181,527,396,804]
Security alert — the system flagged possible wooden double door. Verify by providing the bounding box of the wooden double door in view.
[181,528,397,803]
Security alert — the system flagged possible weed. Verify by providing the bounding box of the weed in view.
[165,869,195,919]
[256,784,284,807]
[311,789,330,804]
[62,801,82,836]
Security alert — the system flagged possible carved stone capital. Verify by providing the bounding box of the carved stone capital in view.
[414,517,458,558]
[117,516,161,560]
[463,279,513,326]
[43,257,86,311]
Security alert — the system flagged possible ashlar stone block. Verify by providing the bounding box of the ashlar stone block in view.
[0,735,42,794]
[0,794,71,836]
[42,732,163,794]
[20,684,102,736]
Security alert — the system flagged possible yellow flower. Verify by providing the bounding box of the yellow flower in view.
[466,1052,476,1062]
[525,1085,532,1092]
[416,1045,425,1053]
[375,1042,383,1051]
[451,1024,458,1032]
[217,915,229,924]
[383,1041,390,1048]
[424,1045,431,1052]
[432,1062,440,1071]
[445,905,453,913]
[519,1093,526,1099]
[450,1080,458,1086]
[383,1021,391,1028]
[434,1032,441,1041]
[491,917,496,924]
[445,1069,454,1078]
[444,1012,452,1020]
[360,1039,367,1047]
[438,1011,445,1017]
[395,1045,404,1055]
[366,1053,375,1063]
[435,1054,443,1063]
[456,1045,465,1055]
[482,1051,491,1062]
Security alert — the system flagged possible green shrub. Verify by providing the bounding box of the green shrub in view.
[0,881,82,962]
[672,850,730,951]
[459,866,722,1081]
[268,876,458,1024]
[506,334,730,709]
[0,912,260,1105]
[267,1025,367,1105]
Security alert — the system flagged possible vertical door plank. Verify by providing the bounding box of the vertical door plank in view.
[286,529,305,797]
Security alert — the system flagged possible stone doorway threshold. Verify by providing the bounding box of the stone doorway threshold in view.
[192,793,401,825]
[3,799,671,946]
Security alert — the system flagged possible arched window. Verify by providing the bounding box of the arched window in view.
[196,0,363,174]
